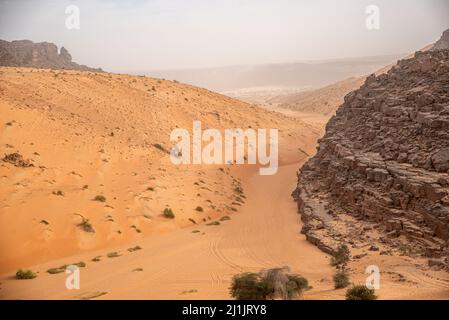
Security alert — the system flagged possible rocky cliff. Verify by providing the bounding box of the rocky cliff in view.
[0,40,102,72]
[294,48,449,271]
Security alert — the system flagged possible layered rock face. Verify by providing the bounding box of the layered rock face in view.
[294,49,449,269]
[0,40,102,72]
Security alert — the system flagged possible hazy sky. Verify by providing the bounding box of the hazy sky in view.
[1,0,448,72]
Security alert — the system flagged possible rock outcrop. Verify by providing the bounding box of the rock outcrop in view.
[294,48,449,270]
[432,29,449,51]
[0,39,102,72]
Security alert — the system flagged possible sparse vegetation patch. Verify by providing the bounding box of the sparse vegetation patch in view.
[163,208,175,219]
[230,267,309,300]
[16,269,37,279]
[345,285,377,300]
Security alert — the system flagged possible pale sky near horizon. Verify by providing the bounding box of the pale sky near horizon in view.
[0,0,448,72]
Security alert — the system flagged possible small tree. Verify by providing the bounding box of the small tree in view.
[345,285,377,300]
[333,269,350,289]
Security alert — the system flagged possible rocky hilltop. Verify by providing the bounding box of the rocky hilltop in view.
[294,48,449,271]
[0,40,102,72]
[432,29,449,51]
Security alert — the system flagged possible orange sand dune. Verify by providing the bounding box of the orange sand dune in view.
[0,66,318,273]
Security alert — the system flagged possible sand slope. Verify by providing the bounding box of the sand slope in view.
[0,67,319,274]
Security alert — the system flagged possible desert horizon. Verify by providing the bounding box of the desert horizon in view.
[1,0,449,311]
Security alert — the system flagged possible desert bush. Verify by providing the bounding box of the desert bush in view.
[345,285,377,300]
[16,269,36,279]
[163,208,175,219]
[93,195,106,202]
[53,190,64,196]
[230,267,309,300]
[107,252,121,258]
[195,206,204,212]
[128,246,142,252]
[331,244,350,266]
[47,262,85,274]
[262,267,309,300]
[130,225,142,233]
[333,269,350,289]
[229,272,268,300]
[76,215,95,233]
[47,267,65,274]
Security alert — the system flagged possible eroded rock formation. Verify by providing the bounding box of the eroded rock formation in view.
[432,29,449,51]
[294,48,449,270]
[0,39,102,72]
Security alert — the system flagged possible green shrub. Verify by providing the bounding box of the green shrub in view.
[230,267,309,300]
[107,251,121,258]
[16,269,37,279]
[345,285,377,300]
[128,246,142,252]
[286,274,309,296]
[163,208,175,219]
[230,272,269,300]
[263,268,309,300]
[333,269,350,289]
[93,195,106,202]
[53,190,64,196]
[78,217,95,233]
[47,267,65,274]
[331,244,350,266]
